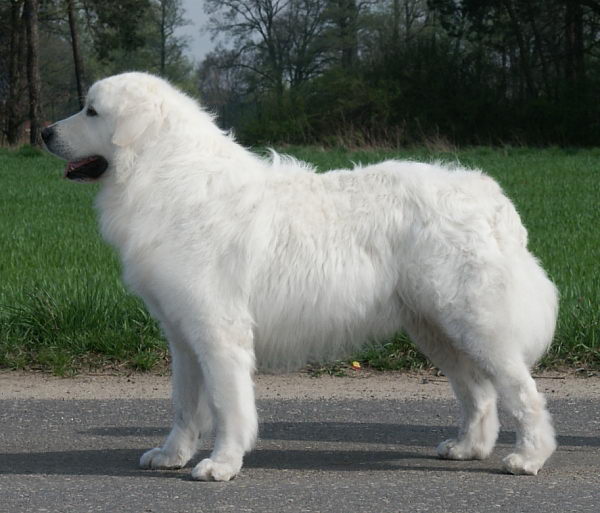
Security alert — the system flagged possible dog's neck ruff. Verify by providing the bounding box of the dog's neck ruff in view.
[96,110,265,261]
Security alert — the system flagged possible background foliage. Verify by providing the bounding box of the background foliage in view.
[2,0,600,146]
[199,0,600,146]
[0,0,194,145]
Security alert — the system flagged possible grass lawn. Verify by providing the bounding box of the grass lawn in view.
[0,144,598,374]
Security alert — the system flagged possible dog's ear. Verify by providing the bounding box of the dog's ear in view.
[112,89,164,148]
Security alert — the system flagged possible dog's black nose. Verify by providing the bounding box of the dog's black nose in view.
[41,126,54,145]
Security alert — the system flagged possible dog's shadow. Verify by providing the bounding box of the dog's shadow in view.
[0,423,491,478]
[0,447,181,479]
[1,422,596,478]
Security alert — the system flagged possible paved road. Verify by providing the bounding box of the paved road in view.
[0,395,598,513]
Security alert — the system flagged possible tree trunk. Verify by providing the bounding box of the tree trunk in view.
[525,3,551,97]
[24,0,43,146]
[334,0,358,70]
[565,0,585,84]
[502,0,536,99]
[160,0,166,75]
[392,0,400,49]
[6,0,24,145]
[66,0,85,109]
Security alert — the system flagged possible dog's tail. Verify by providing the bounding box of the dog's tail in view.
[493,195,528,251]
[487,181,559,366]
[468,171,528,253]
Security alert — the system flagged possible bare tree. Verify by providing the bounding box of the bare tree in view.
[322,0,380,68]
[204,0,329,94]
[154,0,189,77]
[156,0,189,77]
[66,0,85,109]
[565,0,585,84]
[24,0,43,146]
[197,48,250,127]
[327,0,359,69]
[283,0,330,85]
[6,0,26,145]
[205,0,288,93]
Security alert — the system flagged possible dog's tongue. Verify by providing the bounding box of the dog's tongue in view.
[65,157,97,173]
[64,157,98,177]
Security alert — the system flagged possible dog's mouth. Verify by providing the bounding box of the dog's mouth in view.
[65,156,109,182]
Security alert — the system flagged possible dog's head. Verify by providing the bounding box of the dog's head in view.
[42,72,166,182]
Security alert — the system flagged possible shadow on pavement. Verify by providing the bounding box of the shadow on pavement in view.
[3,418,596,478]
[81,422,600,448]
[0,446,505,478]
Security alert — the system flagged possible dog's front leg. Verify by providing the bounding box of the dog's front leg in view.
[191,326,258,481]
[140,327,212,470]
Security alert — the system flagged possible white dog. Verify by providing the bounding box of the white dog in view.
[42,72,559,481]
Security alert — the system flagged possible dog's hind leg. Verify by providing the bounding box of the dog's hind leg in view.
[450,258,557,474]
[437,364,499,461]
[432,314,555,474]
[403,318,500,461]
[140,324,212,470]
[419,320,554,473]
[490,361,556,475]
[191,323,258,482]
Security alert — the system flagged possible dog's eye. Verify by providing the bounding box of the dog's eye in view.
[86,107,98,117]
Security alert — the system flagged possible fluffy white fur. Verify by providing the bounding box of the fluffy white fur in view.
[45,72,559,480]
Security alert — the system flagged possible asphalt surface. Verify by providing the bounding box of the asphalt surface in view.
[0,396,598,513]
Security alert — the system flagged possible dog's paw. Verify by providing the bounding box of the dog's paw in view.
[437,439,488,460]
[191,458,241,482]
[139,447,189,469]
[502,453,541,476]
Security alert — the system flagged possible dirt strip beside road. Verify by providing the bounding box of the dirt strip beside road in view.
[1,369,597,401]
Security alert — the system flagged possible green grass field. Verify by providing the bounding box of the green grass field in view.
[1,145,598,374]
